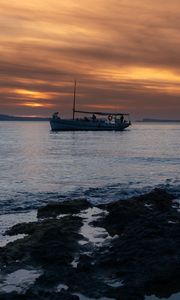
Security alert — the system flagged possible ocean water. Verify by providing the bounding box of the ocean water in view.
[0,121,180,299]
[0,121,179,215]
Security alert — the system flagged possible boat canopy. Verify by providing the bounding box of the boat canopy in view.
[74,110,129,116]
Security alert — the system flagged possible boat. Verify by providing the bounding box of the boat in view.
[50,81,131,131]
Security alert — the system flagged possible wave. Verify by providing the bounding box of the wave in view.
[0,179,180,215]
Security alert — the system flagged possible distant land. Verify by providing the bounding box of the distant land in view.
[0,114,49,121]
[139,118,180,123]
[1,114,180,123]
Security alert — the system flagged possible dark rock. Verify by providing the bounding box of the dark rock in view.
[37,199,91,218]
[95,188,180,294]
[0,290,80,300]
[5,222,38,236]
[134,188,174,210]
[98,188,176,236]
[0,215,83,269]
[1,190,180,300]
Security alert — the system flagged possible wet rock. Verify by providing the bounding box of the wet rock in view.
[1,189,180,300]
[0,215,83,269]
[98,188,176,235]
[0,290,80,300]
[37,199,91,218]
[5,222,38,236]
[134,188,174,210]
[95,188,180,293]
[115,286,144,300]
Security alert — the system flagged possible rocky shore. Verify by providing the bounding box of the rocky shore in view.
[0,189,180,300]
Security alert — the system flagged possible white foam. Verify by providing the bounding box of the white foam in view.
[145,293,180,300]
[71,256,79,268]
[0,234,27,248]
[168,221,178,224]
[57,283,68,292]
[144,204,153,210]
[74,294,115,300]
[0,210,37,248]
[78,207,110,247]
[106,280,124,288]
[0,269,41,294]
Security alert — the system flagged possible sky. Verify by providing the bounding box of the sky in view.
[0,0,180,119]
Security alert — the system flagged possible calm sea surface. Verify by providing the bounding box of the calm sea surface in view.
[0,121,180,299]
[0,121,179,214]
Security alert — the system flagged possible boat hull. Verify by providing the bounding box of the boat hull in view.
[50,118,131,131]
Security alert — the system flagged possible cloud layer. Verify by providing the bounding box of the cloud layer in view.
[0,0,180,118]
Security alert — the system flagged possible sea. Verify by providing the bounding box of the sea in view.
[0,121,179,215]
[0,120,179,233]
[0,121,180,299]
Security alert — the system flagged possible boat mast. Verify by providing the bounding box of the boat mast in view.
[73,80,76,120]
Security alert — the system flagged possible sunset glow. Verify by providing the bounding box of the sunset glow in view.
[106,68,180,83]
[0,0,180,119]
[22,102,53,108]
[15,89,51,100]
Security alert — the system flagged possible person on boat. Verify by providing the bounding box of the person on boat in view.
[84,116,89,122]
[120,115,124,123]
[52,112,60,119]
[92,114,96,122]
[108,115,113,122]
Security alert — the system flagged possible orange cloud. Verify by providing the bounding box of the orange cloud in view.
[21,102,53,108]
[14,89,52,100]
[0,0,180,118]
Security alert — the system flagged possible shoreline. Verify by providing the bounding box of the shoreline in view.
[0,189,180,299]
